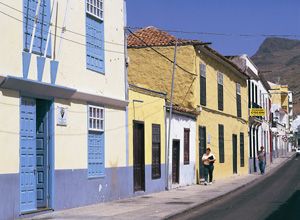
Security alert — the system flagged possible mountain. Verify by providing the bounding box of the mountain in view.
[252,37,300,115]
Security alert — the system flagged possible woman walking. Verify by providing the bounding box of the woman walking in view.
[202,148,216,185]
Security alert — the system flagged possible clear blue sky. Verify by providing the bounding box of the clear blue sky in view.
[126,0,300,56]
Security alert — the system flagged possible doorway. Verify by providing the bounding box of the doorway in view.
[20,98,53,213]
[232,134,238,174]
[199,126,207,179]
[172,139,180,184]
[133,121,145,192]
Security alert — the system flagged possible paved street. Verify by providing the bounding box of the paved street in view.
[23,153,295,220]
[171,155,300,220]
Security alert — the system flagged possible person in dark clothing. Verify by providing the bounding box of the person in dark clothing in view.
[202,148,216,185]
[258,146,266,174]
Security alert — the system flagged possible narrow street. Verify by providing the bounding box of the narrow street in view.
[171,156,300,220]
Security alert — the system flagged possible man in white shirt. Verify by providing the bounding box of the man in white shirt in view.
[202,148,216,185]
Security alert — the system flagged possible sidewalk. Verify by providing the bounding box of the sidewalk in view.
[25,153,295,220]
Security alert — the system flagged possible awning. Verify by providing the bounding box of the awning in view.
[0,76,128,109]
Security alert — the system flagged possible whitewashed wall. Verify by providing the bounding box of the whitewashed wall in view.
[166,113,196,188]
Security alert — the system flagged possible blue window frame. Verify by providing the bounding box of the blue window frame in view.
[23,0,52,56]
[88,105,105,177]
[86,0,104,73]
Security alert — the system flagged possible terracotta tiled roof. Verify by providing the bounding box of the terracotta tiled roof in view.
[128,26,197,47]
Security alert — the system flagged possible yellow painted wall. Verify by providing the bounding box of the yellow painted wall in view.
[0,89,20,174]
[128,89,166,166]
[128,46,197,110]
[195,53,249,180]
[197,112,249,179]
[270,85,289,110]
[55,99,127,170]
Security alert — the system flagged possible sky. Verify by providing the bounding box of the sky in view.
[126,0,300,56]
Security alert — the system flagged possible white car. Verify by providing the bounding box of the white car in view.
[296,147,300,156]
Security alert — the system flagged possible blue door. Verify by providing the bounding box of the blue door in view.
[36,100,49,208]
[20,98,37,212]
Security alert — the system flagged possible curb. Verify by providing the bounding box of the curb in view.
[164,153,296,220]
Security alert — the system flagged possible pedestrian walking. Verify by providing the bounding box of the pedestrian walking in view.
[258,146,266,174]
[202,148,216,185]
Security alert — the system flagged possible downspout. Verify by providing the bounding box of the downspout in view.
[123,0,129,167]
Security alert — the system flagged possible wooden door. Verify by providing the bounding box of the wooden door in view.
[36,100,50,208]
[232,134,238,174]
[172,140,180,184]
[20,97,37,212]
[199,126,206,179]
[133,122,145,191]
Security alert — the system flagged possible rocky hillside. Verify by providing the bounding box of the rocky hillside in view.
[252,37,300,115]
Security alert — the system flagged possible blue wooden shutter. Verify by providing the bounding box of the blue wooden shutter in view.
[20,97,37,212]
[23,0,52,56]
[88,131,105,177]
[86,15,105,73]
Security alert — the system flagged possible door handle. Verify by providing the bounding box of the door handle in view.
[33,169,37,176]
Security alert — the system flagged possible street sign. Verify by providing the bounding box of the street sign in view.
[250,108,265,117]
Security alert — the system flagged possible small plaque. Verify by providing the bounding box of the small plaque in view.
[57,106,67,126]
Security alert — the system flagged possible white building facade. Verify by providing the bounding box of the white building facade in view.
[166,111,197,188]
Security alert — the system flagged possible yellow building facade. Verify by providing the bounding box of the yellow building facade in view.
[128,85,167,193]
[128,27,249,182]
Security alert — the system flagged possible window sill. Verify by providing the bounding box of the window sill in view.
[87,67,105,75]
[88,174,106,179]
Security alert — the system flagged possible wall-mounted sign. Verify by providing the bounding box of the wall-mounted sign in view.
[250,108,265,117]
[57,106,67,126]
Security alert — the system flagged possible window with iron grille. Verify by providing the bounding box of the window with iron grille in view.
[218,124,224,163]
[23,0,52,56]
[200,64,207,106]
[240,132,245,167]
[184,128,190,165]
[152,124,161,179]
[86,0,105,73]
[88,105,105,177]
[236,83,242,117]
[217,72,224,111]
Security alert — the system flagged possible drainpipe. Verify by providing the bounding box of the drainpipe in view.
[123,0,129,167]
[166,41,178,190]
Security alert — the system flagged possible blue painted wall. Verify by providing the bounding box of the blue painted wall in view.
[0,166,166,219]
[0,174,19,220]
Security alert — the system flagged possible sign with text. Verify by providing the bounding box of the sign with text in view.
[250,108,265,117]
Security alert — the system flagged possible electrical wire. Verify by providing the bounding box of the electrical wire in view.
[127,26,300,39]
[0,1,125,47]
[0,10,124,55]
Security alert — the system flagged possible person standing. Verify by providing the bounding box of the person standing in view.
[202,148,216,185]
[258,146,266,174]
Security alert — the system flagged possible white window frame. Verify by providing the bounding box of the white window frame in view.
[236,83,241,95]
[88,105,104,132]
[200,63,206,78]
[217,72,223,85]
[86,0,104,20]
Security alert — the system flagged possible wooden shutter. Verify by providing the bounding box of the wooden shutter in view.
[217,72,224,111]
[23,0,52,56]
[86,15,105,73]
[218,124,224,163]
[236,83,242,117]
[200,64,206,106]
[152,124,161,179]
[184,128,190,165]
[88,131,105,177]
[240,133,245,167]
[218,84,223,111]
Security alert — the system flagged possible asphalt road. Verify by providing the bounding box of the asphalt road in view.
[171,156,300,220]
